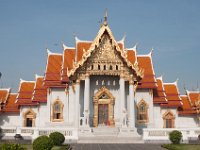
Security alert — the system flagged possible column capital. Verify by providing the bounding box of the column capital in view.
[129,80,134,85]
[85,73,90,78]
[76,79,80,84]
[120,73,125,79]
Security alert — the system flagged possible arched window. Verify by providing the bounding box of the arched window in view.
[52,100,63,122]
[110,65,112,70]
[23,109,36,127]
[116,65,118,70]
[104,65,106,70]
[137,100,148,123]
[163,111,175,128]
[98,64,101,70]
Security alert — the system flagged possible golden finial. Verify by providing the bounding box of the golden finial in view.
[104,9,108,25]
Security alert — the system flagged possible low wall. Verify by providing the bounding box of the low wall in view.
[143,128,200,143]
[0,126,78,143]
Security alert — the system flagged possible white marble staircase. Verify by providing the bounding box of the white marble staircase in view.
[78,127,143,143]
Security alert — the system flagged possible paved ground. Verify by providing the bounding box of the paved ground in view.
[71,144,166,150]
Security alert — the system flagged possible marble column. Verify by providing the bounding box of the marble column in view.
[84,74,90,126]
[75,80,80,128]
[128,81,135,128]
[120,76,126,127]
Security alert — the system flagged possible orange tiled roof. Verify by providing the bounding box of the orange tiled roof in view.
[44,53,66,87]
[32,76,47,103]
[161,83,182,107]
[76,42,91,62]
[1,94,19,113]
[178,95,196,115]
[0,88,10,103]
[153,78,167,103]
[137,55,157,89]
[187,91,200,106]
[61,48,75,82]
[16,81,37,106]
[127,50,136,65]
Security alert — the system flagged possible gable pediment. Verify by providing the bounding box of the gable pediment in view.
[68,24,144,81]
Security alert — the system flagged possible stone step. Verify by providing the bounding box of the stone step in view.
[78,136,143,143]
[92,127,119,136]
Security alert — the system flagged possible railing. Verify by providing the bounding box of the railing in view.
[143,128,200,143]
[0,127,78,140]
[38,128,73,137]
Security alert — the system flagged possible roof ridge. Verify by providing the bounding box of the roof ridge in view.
[46,48,62,56]
[75,36,92,43]
[62,43,75,50]
[20,79,35,83]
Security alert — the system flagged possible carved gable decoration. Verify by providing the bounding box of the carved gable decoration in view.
[94,86,115,101]
[93,33,118,61]
[68,24,144,81]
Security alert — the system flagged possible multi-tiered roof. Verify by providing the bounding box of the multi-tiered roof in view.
[0,16,199,116]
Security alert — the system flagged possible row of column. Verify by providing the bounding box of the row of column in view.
[120,76,135,128]
[75,75,136,128]
[75,74,90,127]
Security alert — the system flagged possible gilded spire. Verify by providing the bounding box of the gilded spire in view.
[104,9,108,25]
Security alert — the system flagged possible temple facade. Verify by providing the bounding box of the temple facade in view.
[0,16,200,143]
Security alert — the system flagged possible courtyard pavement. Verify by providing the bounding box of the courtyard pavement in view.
[71,144,166,150]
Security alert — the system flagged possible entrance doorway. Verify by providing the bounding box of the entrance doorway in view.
[93,87,115,127]
[98,104,108,125]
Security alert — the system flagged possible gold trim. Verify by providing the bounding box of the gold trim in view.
[51,98,64,122]
[23,109,36,127]
[163,110,175,128]
[93,86,115,127]
[67,24,144,79]
[137,99,149,124]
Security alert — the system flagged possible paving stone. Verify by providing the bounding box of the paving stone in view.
[71,144,166,150]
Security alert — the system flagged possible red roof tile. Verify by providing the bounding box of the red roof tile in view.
[178,95,196,115]
[161,83,182,107]
[187,92,200,106]
[44,53,64,87]
[127,50,136,65]
[76,42,91,62]
[153,78,167,103]
[0,89,10,103]
[1,94,19,113]
[137,56,157,89]
[32,76,47,103]
[16,81,37,106]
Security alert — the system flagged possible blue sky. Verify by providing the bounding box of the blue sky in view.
[0,0,200,94]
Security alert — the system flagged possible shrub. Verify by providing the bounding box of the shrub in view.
[169,130,182,144]
[0,143,27,150]
[33,135,54,150]
[49,132,65,146]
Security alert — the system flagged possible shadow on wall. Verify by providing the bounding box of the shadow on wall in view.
[194,117,199,126]
[136,124,147,135]
[0,114,10,126]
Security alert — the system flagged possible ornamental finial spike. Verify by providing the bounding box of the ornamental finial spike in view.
[104,9,108,25]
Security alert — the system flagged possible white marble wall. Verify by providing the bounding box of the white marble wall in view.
[135,89,154,128]
[49,87,75,126]
[0,114,20,127]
